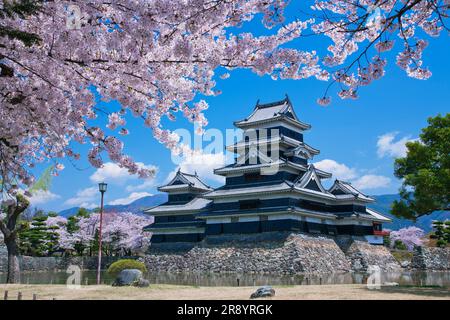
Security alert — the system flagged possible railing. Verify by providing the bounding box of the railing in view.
[3,290,56,300]
[373,230,390,236]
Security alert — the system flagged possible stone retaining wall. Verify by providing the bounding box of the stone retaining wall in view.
[411,247,450,270]
[145,233,357,275]
[344,240,401,272]
[6,232,446,274]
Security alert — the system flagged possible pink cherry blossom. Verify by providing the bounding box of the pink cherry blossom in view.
[0,0,447,193]
[389,226,425,251]
[50,212,153,255]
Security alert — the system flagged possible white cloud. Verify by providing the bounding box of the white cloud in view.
[352,174,391,190]
[109,192,153,205]
[89,162,157,185]
[377,132,415,158]
[65,162,157,209]
[64,187,98,208]
[314,159,391,191]
[168,151,226,184]
[126,178,157,192]
[28,190,60,205]
[314,159,357,180]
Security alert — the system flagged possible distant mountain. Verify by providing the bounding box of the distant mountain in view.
[58,193,167,217]
[104,193,168,215]
[370,194,449,232]
[59,206,81,218]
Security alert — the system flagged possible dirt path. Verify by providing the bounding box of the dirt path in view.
[1,284,449,300]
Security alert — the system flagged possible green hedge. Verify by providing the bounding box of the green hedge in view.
[107,259,147,278]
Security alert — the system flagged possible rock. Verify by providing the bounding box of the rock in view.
[383,282,399,287]
[411,247,450,270]
[250,286,275,299]
[135,278,150,288]
[112,269,144,287]
[400,260,410,268]
[345,240,401,272]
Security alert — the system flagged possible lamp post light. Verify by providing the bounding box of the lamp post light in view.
[97,182,107,285]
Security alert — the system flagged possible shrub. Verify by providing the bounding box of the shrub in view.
[393,240,407,251]
[107,259,147,278]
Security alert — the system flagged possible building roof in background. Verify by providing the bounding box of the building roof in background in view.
[158,170,213,193]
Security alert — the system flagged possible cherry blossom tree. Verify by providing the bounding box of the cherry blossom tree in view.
[0,194,29,283]
[55,212,152,256]
[0,0,448,282]
[0,0,324,194]
[390,226,425,251]
[45,214,74,251]
[310,0,448,104]
[1,0,448,193]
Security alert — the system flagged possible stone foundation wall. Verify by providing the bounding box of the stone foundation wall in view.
[344,240,401,272]
[145,233,405,274]
[411,247,450,270]
[0,232,412,275]
[145,233,354,275]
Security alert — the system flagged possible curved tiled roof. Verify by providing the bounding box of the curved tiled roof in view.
[158,170,212,192]
[145,197,212,215]
[234,95,311,130]
[328,179,374,202]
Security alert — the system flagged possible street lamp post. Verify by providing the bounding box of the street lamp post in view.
[97,182,107,285]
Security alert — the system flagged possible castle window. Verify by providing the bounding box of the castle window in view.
[244,173,260,182]
[373,223,382,231]
[239,199,260,210]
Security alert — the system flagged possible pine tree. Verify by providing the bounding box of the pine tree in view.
[430,221,450,247]
[18,214,60,256]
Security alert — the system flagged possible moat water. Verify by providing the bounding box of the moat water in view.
[1,270,449,287]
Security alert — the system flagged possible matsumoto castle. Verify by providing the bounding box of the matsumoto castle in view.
[145,96,390,245]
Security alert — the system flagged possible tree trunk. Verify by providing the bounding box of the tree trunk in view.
[5,236,21,284]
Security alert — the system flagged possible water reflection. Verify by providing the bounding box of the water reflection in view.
[0,270,449,287]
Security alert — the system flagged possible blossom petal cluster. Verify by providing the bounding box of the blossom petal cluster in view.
[46,211,153,255]
[389,226,425,251]
[1,0,447,192]
[311,0,446,99]
[0,0,322,192]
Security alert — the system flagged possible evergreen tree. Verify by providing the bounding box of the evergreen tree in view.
[18,214,60,256]
[430,221,450,247]
[392,114,450,220]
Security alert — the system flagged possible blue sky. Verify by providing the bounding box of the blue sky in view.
[30,4,450,212]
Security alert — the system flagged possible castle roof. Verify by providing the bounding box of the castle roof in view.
[213,159,331,178]
[203,177,373,205]
[144,197,211,215]
[329,179,374,202]
[197,205,390,223]
[158,170,213,193]
[294,164,328,193]
[284,143,320,159]
[234,95,311,130]
[226,135,318,155]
